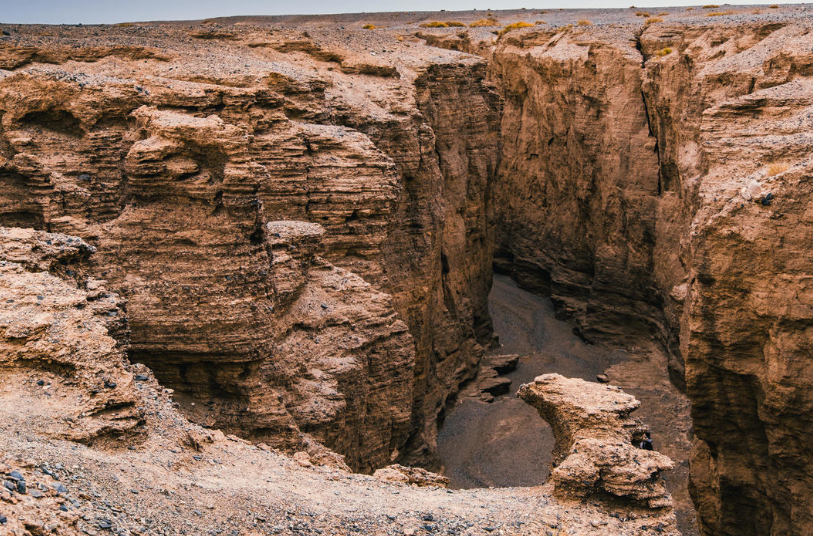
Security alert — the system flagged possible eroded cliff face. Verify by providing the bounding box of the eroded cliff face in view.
[640,20,813,536]
[0,25,500,471]
[3,8,813,535]
[490,16,813,536]
[490,27,665,349]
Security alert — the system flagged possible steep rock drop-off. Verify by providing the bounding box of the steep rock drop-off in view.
[1,5,813,536]
[485,13,813,536]
[0,226,679,536]
[0,24,500,472]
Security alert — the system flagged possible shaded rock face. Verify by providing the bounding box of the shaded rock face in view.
[490,28,666,350]
[0,26,501,471]
[491,19,813,536]
[639,21,813,536]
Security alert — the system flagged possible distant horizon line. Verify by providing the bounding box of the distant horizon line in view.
[2,1,807,26]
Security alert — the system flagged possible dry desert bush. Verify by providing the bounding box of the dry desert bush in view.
[768,162,790,176]
[499,21,534,36]
[470,18,500,27]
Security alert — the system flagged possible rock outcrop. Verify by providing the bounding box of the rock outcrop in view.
[639,20,813,536]
[491,26,664,348]
[490,16,813,536]
[0,22,501,471]
[0,224,679,536]
[373,464,450,488]
[2,7,813,535]
[519,374,674,509]
[0,227,144,446]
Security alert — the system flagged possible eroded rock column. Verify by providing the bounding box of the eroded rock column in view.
[518,374,674,510]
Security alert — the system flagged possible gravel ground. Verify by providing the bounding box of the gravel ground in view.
[0,364,679,536]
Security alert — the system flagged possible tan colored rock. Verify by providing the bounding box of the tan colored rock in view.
[0,21,501,471]
[373,464,450,488]
[640,20,813,536]
[519,374,674,509]
[0,227,143,445]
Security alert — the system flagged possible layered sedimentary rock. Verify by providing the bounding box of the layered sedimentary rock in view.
[518,374,674,509]
[490,26,667,350]
[2,8,813,535]
[490,15,813,536]
[0,23,500,471]
[0,227,143,445]
[639,20,813,536]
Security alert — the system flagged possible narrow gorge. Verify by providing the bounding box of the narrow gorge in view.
[1,6,812,536]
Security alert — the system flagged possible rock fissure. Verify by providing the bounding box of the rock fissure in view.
[1,8,812,535]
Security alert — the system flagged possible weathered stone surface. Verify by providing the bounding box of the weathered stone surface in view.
[0,24,501,471]
[491,27,664,349]
[518,374,674,509]
[0,227,143,445]
[373,464,450,488]
[492,17,813,535]
[2,8,813,535]
[639,20,813,536]
[484,354,520,375]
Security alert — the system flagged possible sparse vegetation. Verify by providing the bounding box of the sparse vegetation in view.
[446,21,467,27]
[470,17,500,27]
[769,4,780,8]
[702,4,720,8]
[577,19,593,26]
[499,21,535,37]
[656,47,673,57]
[706,10,735,17]
[419,21,448,28]
[658,12,669,16]
[636,11,651,17]
[686,7,695,11]
[645,17,664,25]
[115,22,135,27]
[768,162,790,176]
[362,24,377,30]
[535,20,547,25]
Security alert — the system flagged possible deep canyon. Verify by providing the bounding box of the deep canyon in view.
[1,5,812,536]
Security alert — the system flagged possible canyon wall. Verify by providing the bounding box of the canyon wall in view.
[490,26,669,351]
[0,27,500,471]
[490,18,813,536]
[641,20,813,536]
[2,10,813,535]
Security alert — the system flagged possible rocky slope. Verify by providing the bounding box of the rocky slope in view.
[2,5,813,535]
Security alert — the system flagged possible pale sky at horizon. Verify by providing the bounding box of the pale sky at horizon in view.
[2,0,807,25]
